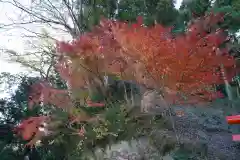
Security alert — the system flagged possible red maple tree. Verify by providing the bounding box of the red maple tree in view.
[107,13,236,104]
[15,13,238,146]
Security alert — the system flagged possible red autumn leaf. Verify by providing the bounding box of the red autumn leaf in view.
[28,81,72,110]
[78,126,85,137]
[15,116,48,141]
[56,41,75,53]
[86,100,105,107]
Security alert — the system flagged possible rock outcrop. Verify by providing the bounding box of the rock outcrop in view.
[97,100,240,160]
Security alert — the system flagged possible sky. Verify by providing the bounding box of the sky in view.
[0,0,183,97]
[0,1,26,74]
[0,0,68,73]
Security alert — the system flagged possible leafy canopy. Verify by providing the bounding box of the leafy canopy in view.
[15,13,238,148]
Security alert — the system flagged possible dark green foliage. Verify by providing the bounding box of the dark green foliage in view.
[81,0,179,29]
[0,76,42,125]
[212,5,240,32]
[180,0,211,19]
[0,75,44,160]
[80,0,118,31]
[106,80,141,102]
[0,124,14,144]
[117,0,179,26]
[48,69,68,90]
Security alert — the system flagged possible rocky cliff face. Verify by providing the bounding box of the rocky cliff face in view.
[95,99,240,160]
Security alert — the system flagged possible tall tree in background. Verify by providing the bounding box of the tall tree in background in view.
[0,74,42,160]
[180,0,211,20]
[116,0,179,26]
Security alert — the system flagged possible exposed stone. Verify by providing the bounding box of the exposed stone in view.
[96,102,240,160]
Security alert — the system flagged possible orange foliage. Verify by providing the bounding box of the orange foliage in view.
[54,14,236,104]
[14,116,49,147]
[28,81,72,110]
[106,13,236,103]
[27,12,237,121]
[55,24,126,89]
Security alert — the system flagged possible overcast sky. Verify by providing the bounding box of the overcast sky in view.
[0,0,70,74]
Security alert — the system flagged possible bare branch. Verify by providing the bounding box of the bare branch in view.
[45,54,55,80]
[0,0,86,76]
[1,0,77,37]
[0,20,43,28]
[62,0,80,35]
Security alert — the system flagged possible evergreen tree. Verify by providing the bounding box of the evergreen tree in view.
[0,75,43,160]
[116,0,179,26]
[82,0,180,29]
